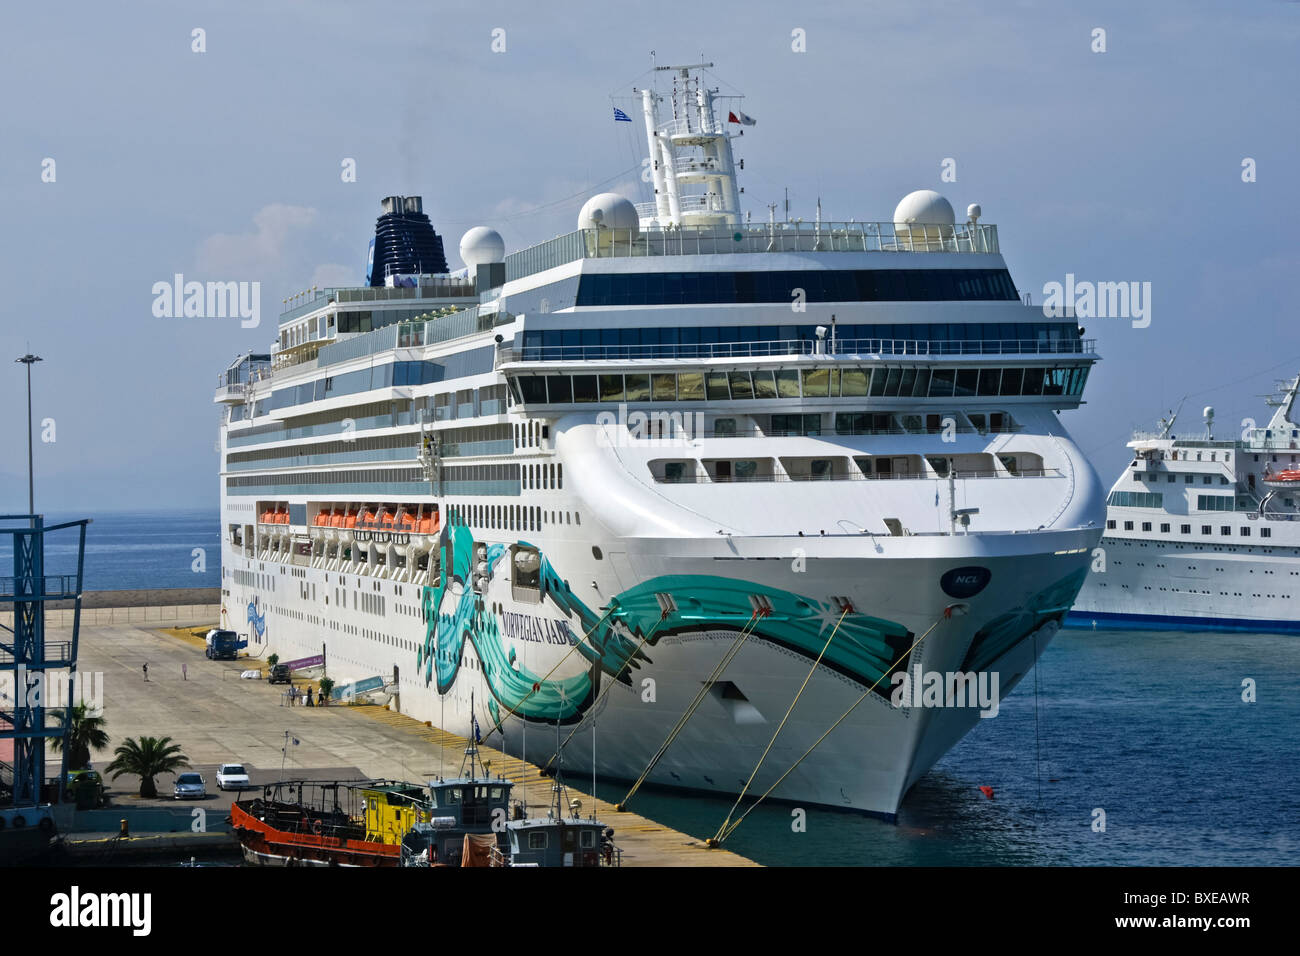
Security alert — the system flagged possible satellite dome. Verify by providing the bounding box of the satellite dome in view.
[894,190,956,226]
[578,192,639,235]
[458,226,505,269]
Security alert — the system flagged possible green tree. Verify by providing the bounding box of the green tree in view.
[50,704,110,771]
[318,676,334,706]
[267,653,279,667]
[104,736,191,798]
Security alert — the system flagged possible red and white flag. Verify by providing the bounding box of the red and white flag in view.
[728,110,756,126]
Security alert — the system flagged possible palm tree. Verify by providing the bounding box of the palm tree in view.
[104,736,191,798]
[50,704,110,771]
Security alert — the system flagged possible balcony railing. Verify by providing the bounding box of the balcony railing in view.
[504,221,1001,282]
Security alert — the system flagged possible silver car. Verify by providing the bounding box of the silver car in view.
[173,772,207,800]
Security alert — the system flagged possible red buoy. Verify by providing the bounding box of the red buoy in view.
[978,785,995,799]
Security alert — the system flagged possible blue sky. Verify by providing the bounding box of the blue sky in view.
[1,0,1297,511]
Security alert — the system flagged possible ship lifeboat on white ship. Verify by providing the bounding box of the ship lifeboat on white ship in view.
[1263,468,1300,489]
[337,507,360,547]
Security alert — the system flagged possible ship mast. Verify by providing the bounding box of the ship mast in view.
[637,62,742,230]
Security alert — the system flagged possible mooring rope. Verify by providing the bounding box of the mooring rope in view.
[711,610,949,845]
[487,603,617,736]
[710,606,851,844]
[617,608,768,810]
[543,609,670,770]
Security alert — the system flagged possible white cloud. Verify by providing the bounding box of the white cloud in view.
[195,204,320,278]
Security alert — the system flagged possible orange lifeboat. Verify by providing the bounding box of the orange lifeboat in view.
[1264,469,1300,488]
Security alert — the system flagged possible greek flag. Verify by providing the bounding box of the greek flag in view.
[472,713,481,743]
[613,107,632,122]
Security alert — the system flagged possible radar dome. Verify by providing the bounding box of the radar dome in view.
[578,192,639,235]
[459,226,505,269]
[894,190,956,226]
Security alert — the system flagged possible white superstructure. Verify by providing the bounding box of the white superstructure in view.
[214,65,1105,818]
[1071,377,1300,633]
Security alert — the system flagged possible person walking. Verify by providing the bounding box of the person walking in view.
[142,662,149,681]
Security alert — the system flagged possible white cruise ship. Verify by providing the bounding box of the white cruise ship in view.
[214,65,1105,818]
[1071,377,1300,633]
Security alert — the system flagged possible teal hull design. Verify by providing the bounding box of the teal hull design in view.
[418,514,917,729]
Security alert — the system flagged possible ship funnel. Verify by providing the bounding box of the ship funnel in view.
[368,195,448,286]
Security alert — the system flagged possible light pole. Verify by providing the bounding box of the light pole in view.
[15,353,43,523]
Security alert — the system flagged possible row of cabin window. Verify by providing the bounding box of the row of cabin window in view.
[453,503,579,532]
[1109,519,1272,538]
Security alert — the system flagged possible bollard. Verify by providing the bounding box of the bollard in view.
[120,818,129,837]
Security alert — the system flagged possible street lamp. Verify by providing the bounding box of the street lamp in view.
[15,353,42,522]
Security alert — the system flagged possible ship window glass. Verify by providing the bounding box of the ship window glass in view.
[1197,495,1233,512]
[1123,521,1134,530]
[801,368,830,398]
[1141,522,1152,531]
[664,462,685,482]
[529,831,547,849]
[599,375,625,402]
[1241,527,1250,536]
[999,368,1024,396]
[1108,491,1163,508]
[1221,526,1231,536]
[624,374,650,402]
[546,376,572,403]
[1181,524,1191,534]
[572,375,598,403]
[977,368,1001,395]
[1261,528,1271,538]
[1202,525,1212,535]
[706,372,731,401]
[1021,367,1045,395]
[735,459,759,480]
[954,369,978,397]
[519,378,546,404]
[728,371,754,400]
[928,368,955,397]
[752,371,778,399]
[1160,523,1170,533]
[775,370,801,399]
[651,374,676,402]
[1106,520,1116,529]
[1184,475,1194,484]
[677,372,705,401]
[910,367,930,397]
[836,413,868,434]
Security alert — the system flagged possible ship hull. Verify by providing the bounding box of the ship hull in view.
[224,523,1097,818]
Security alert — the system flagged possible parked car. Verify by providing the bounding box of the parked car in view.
[173,772,207,800]
[215,763,250,791]
[267,663,291,684]
[66,770,106,808]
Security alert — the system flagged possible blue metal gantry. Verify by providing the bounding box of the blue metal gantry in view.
[0,514,88,810]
